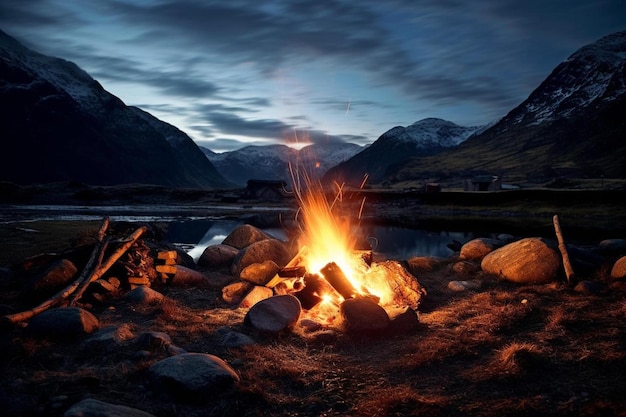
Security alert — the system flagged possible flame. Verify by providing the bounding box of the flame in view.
[289,163,395,306]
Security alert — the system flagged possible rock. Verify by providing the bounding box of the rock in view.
[240,260,281,286]
[239,285,273,309]
[197,244,239,268]
[124,286,164,305]
[450,260,481,277]
[222,224,273,249]
[230,239,292,277]
[64,398,156,417]
[244,294,302,334]
[340,297,389,333]
[27,307,99,338]
[215,327,256,347]
[460,238,505,261]
[610,256,626,280]
[574,280,607,295]
[170,265,206,287]
[598,239,626,257]
[447,280,481,292]
[369,261,427,310]
[386,306,420,333]
[222,281,254,304]
[81,324,135,351]
[137,331,174,351]
[148,353,239,402]
[23,258,77,301]
[481,237,561,285]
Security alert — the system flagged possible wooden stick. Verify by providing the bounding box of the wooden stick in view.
[2,222,147,325]
[553,215,575,284]
[2,217,110,325]
[69,225,147,305]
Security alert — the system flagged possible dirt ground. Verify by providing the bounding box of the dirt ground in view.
[1,217,626,417]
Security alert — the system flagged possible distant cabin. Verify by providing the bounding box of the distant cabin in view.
[245,179,289,200]
[465,175,501,191]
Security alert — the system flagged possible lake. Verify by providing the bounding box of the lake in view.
[1,204,477,260]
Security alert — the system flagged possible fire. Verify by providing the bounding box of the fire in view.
[290,164,395,306]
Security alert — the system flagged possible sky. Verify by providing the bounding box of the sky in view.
[1,1,625,153]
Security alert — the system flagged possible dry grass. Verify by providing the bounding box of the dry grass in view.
[1,220,626,417]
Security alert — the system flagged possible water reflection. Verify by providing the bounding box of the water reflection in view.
[179,219,475,262]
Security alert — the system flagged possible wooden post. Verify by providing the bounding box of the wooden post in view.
[553,215,575,284]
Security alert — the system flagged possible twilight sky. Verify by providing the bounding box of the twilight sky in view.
[1,0,624,152]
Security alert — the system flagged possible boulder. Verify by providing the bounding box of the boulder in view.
[124,286,164,305]
[244,294,302,334]
[64,398,156,417]
[23,258,78,301]
[230,239,292,277]
[481,237,561,285]
[340,297,389,333]
[222,224,273,249]
[197,244,239,268]
[170,265,206,287]
[80,324,135,352]
[386,306,420,333]
[610,256,626,280]
[240,260,281,286]
[460,238,505,261]
[215,327,256,348]
[598,239,626,257]
[239,285,273,309]
[148,353,239,402]
[27,307,99,338]
[222,281,254,305]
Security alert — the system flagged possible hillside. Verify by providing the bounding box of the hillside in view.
[388,31,626,186]
[0,30,231,189]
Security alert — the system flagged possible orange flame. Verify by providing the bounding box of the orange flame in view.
[289,163,395,306]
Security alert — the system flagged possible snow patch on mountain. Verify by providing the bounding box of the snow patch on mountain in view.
[380,118,483,148]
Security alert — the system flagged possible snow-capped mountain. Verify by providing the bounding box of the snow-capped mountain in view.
[0,29,231,189]
[203,142,362,187]
[508,31,626,127]
[390,30,626,183]
[323,118,484,185]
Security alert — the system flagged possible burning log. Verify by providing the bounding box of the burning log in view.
[294,272,339,310]
[273,277,305,295]
[320,262,357,300]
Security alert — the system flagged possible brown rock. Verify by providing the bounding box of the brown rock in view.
[239,285,273,308]
[460,238,505,261]
[23,258,78,300]
[340,297,389,333]
[197,244,239,268]
[481,237,561,285]
[230,239,292,277]
[222,224,273,249]
[240,260,281,286]
[610,256,626,280]
[222,281,254,304]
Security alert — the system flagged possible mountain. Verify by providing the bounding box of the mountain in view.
[203,142,362,187]
[323,118,483,185]
[390,31,626,185]
[0,29,231,189]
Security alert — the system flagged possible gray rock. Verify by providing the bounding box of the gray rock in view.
[481,237,561,285]
[64,398,156,417]
[215,327,256,347]
[24,258,77,300]
[124,286,164,305]
[386,306,420,333]
[81,324,135,351]
[598,239,626,257]
[244,294,302,334]
[27,307,99,338]
[197,244,239,268]
[148,353,239,402]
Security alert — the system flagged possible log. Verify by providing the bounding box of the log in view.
[2,222,147,324]
[2,217,110,325]
[553,215,575,284]
[320,262,357,300]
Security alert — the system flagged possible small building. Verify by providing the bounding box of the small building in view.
[465,175,501,191]
[244,179,290,200]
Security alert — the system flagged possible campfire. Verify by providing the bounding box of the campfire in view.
[267,165,426,327]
